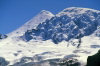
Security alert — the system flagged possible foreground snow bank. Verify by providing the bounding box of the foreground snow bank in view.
[0,36,100,66]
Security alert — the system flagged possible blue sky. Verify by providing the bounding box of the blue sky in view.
[0,0,100,34]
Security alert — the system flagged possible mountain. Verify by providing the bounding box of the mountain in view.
[0,7,100,66]
[22,7,100,43]
[8,10,54,37]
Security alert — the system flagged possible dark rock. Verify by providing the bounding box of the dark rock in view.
[87,50,100,66]
[0,57,9,66]
[0,34,7,39]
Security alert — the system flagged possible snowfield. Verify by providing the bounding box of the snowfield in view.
[0,36,100,65]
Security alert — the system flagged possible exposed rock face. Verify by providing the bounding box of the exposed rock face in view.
[87,50,100,66]
[0,34,7,39]
[0,57,9,66]
[22,7,100,44]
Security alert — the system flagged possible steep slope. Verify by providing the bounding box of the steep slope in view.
[23,7,100,43]
[8,10,54,37]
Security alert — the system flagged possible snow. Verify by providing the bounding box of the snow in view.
[57,7,100,18]
[0,36,100,65]
[0,7,100,66]
[8,10,54,37]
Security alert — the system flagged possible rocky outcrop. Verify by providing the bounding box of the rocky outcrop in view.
[87,50,100,66]
[0,57,9,66]
[22,7,100,44]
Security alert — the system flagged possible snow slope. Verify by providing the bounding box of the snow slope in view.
[0,36,100,65]
[8,10,54,37]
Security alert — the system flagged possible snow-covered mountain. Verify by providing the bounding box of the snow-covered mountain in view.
[0,7,100,66]
[8,10,54,37]
[22,7,100,43]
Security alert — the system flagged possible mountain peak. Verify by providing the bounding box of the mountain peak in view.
[57,7,100,17]
[8,10,54,37]
[40,10,50,13]
[39,10,54,16]
[63,7,99,12]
